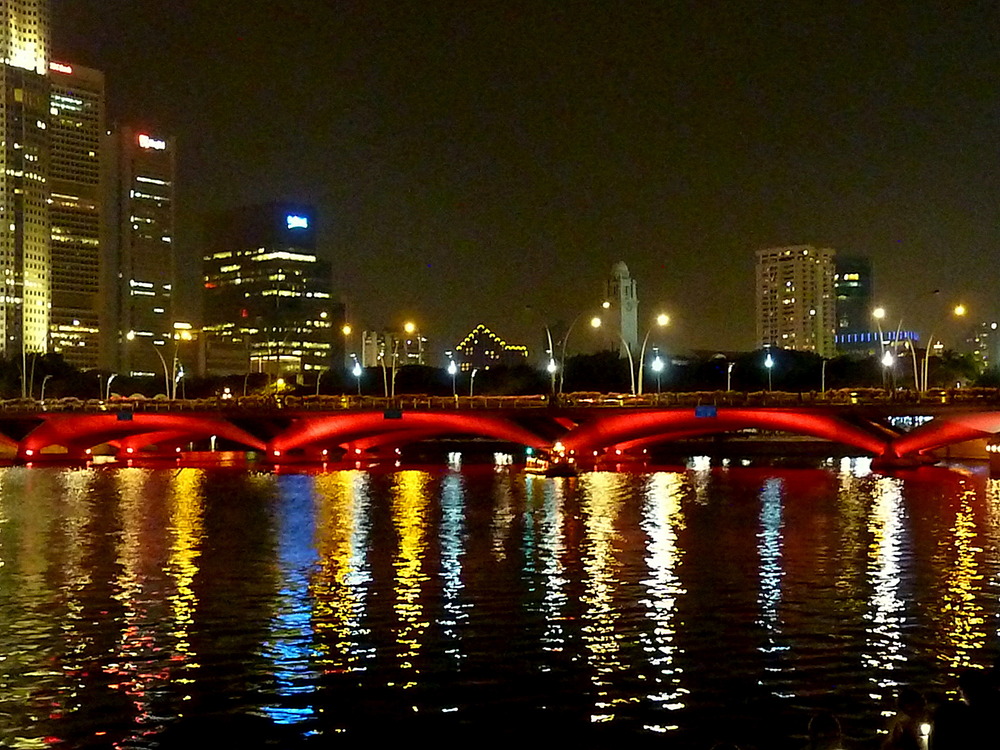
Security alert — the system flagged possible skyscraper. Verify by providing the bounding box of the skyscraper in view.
[48,60,105,369]
[603,261,638,358]
[202,203,343,379]
[107,126,176,377]
[0,0,51,365]
[756,245,837,357]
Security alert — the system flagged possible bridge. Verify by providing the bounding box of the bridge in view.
[4,388,1000,468]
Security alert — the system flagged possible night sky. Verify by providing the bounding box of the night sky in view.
[54,1,1000,356]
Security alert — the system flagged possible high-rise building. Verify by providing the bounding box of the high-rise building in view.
[107,126,176,376]
[202,203,343,379]
[603,261,638,358]
[48,60,105,369]
[0,0,51,364]
[833,256,872,337]
[968,321,999,370]
[756,245,837,357]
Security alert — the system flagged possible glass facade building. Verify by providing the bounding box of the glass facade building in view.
[202,204,343,379]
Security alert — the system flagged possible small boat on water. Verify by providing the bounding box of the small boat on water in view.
[525,455,578,477]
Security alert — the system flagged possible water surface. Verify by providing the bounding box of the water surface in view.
[2,459,999,748]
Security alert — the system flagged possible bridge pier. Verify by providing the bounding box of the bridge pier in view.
[870,453,937,471]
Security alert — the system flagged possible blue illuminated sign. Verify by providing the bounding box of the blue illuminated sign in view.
[286,215,309,230]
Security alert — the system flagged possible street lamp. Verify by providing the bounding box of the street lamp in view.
[922,304,966,391]
[872,306,887,359]
[352,358,362,395]
[764,350,774,391]
[881,349,894,393]
[106,373,117,401]
[391,321,419,398]
[557,310,602,394]
[727,361,735,392]
[637,313,670,395]
[40,374,53,402]
[589,315,639,394]
[469,368,479,397]
[342,323,353,369]
[651,351,664,395]
[447,355,458,398]
[546,357,557,394]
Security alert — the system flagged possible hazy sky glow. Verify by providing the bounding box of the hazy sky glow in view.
[55,0,1000,356]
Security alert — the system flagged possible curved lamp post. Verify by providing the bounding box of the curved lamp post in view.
[352,358,362,395]
[447,357,458,398]
[651,352,664,398]
[557,311,602,395]
[636,313,670,396]
[391,321,418,398]
[589,315,638,394]
[881,349,894,393]
[921,304,966,391]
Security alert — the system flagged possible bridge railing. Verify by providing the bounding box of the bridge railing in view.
[4,387,1000,414]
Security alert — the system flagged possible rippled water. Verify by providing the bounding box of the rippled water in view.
[2,459,1000,748]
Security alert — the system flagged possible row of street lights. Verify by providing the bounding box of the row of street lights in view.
[337,297,969,398]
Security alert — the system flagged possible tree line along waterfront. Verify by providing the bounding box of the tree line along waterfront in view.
[0,347,990,403]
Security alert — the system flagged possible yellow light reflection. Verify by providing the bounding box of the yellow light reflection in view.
[937,486,986,670]
[392,471,431,687]
[167,468,205,663]
[579,472,628,722]
[312,471,369,673]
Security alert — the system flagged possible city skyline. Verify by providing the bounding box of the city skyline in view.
[52,1,1000,355]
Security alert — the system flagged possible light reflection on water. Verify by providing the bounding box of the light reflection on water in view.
[2,463,1000,747]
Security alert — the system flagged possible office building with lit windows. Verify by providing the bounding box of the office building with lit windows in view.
[756,245,837,357]
[107,126,176,376]
[47,60,105,368]
[202,204,343,378]
[0,0,52,362]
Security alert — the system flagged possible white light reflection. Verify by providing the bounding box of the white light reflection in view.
[532,475,568,655]
[640,472,688,730]
[757,477,788,693]
[862,476,907,705]
[840,456,873,478]
[262,475,320,728]
[491,471,516,562]
[439,472,468,665]
[686,456,712,505]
